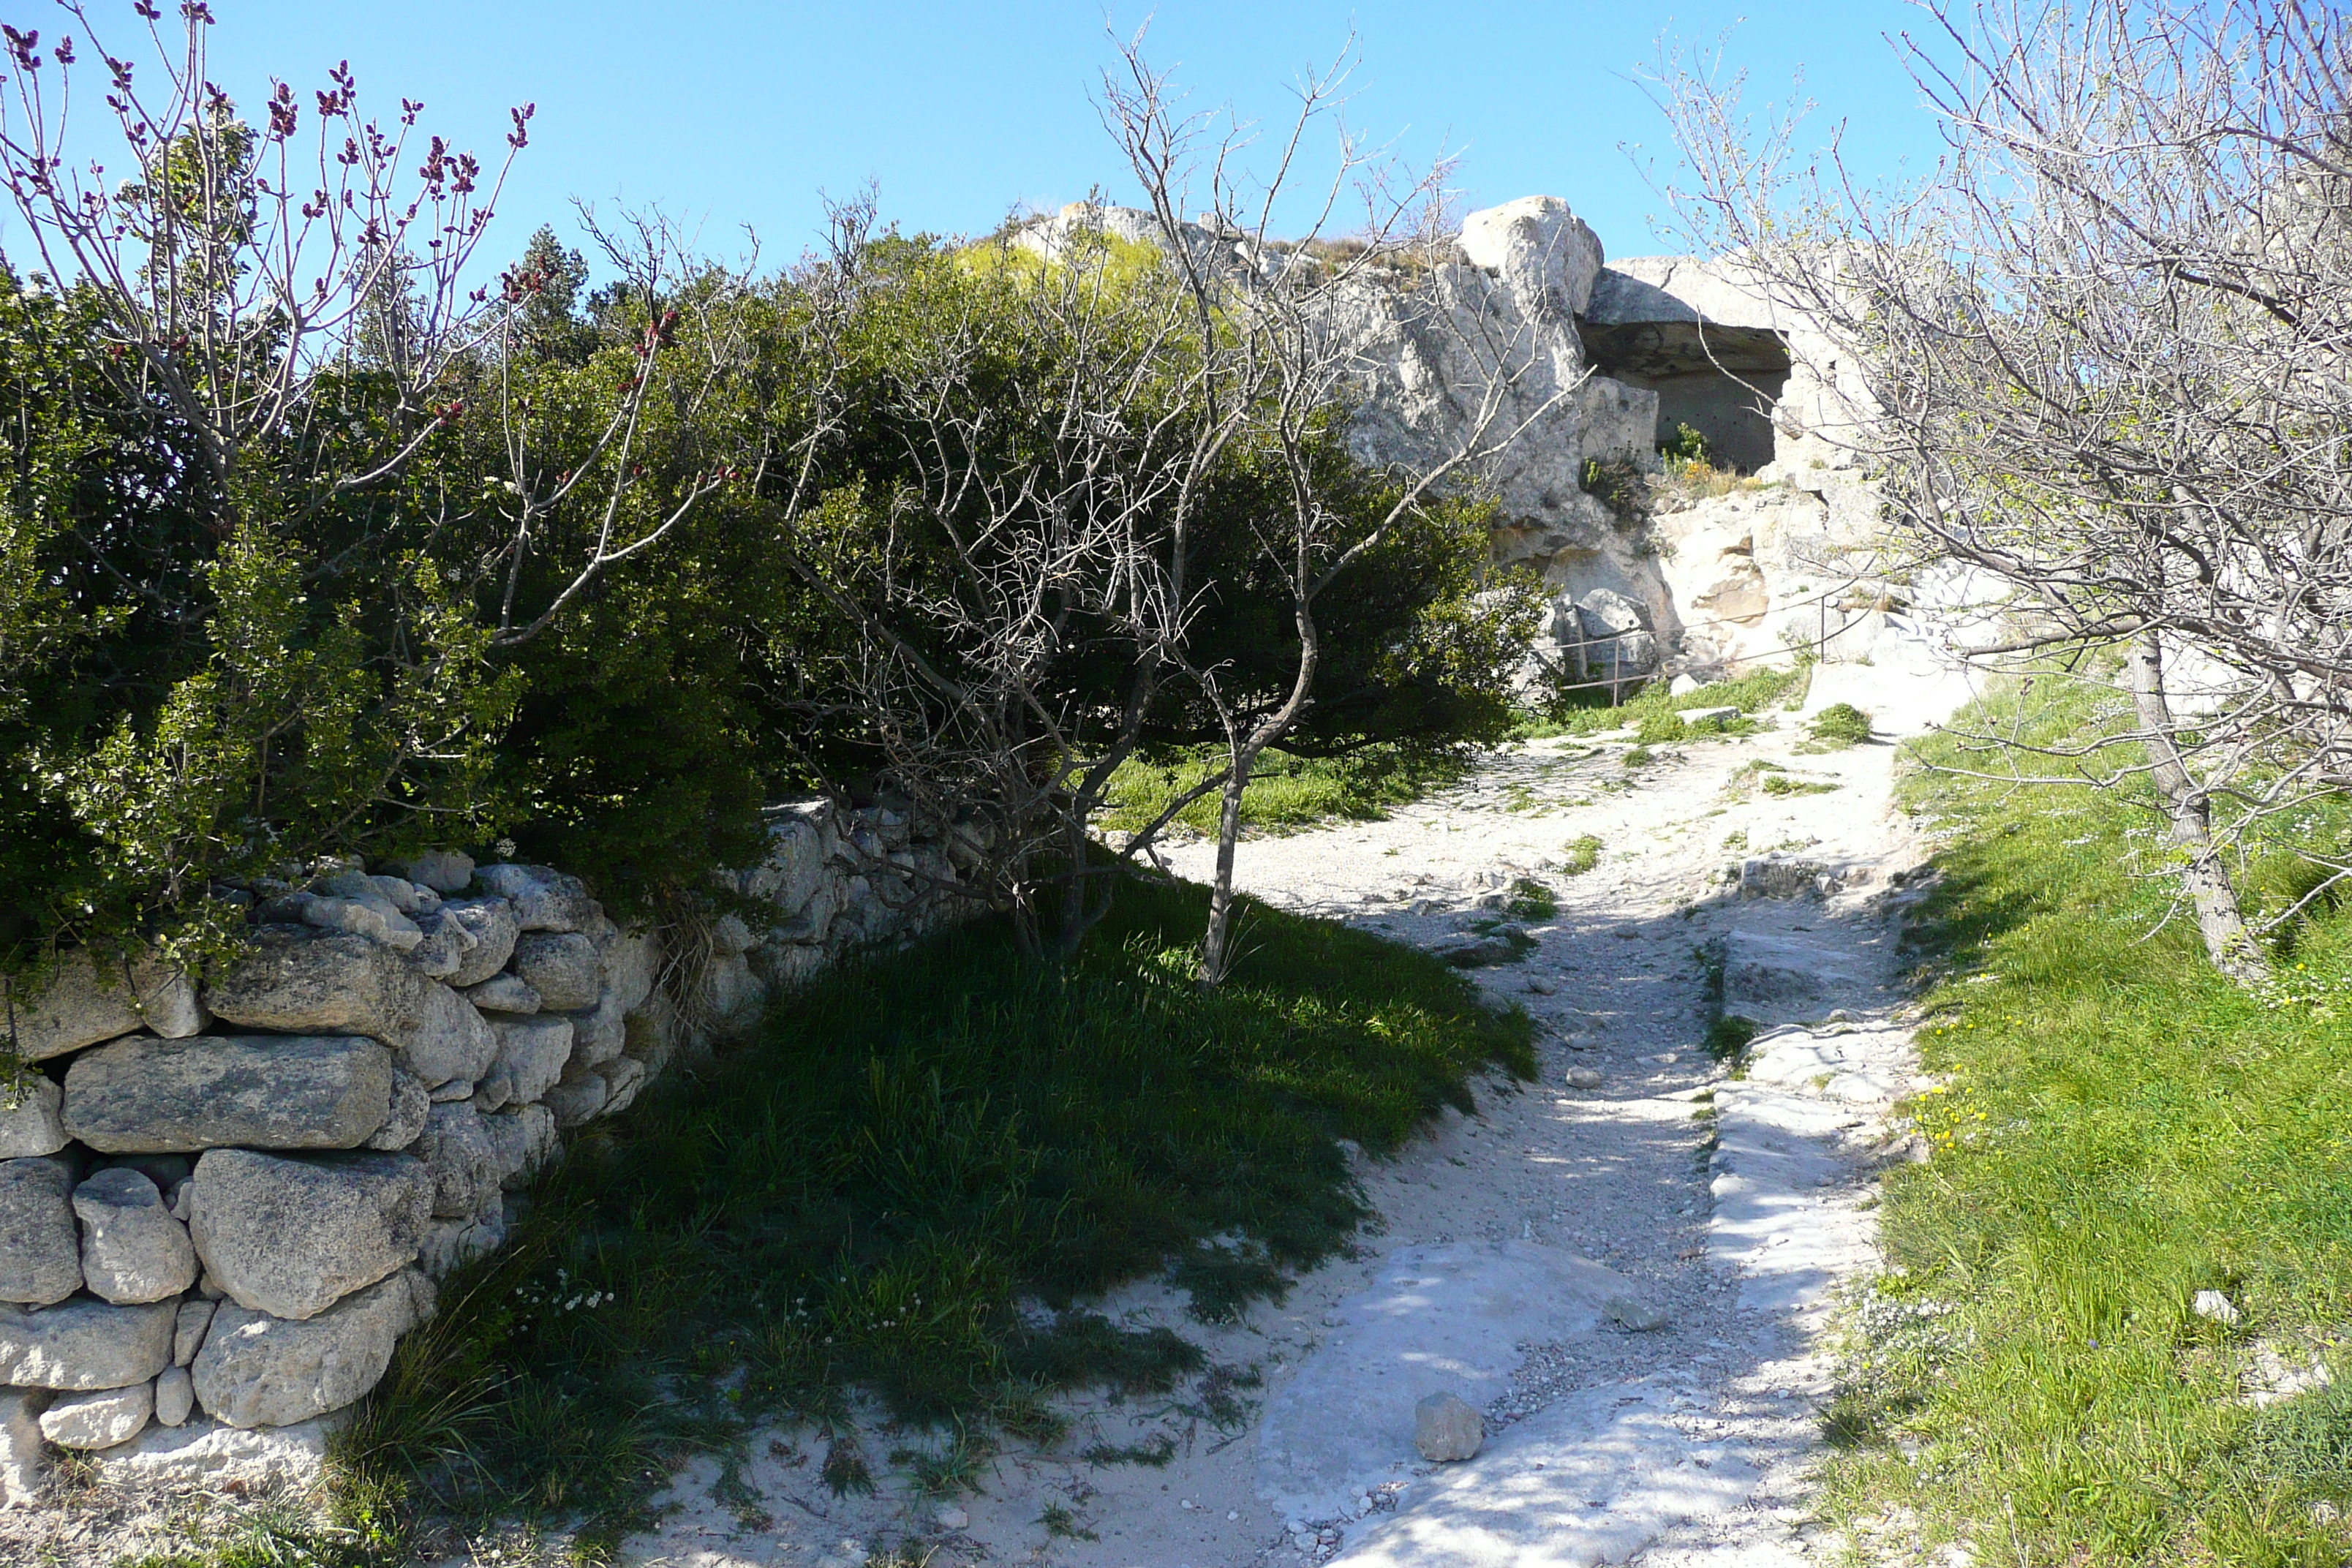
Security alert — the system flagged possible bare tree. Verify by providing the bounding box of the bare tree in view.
[753,194,1224,959]
[1100,31,1574,984]
[1649,0,2352,982]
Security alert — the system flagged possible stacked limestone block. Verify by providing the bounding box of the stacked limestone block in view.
[723,797,976,1030]
[0,808,976,1501]
[0,854,664,1496]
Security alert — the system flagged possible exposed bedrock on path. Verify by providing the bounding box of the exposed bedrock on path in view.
[1257,1240,1640,1522]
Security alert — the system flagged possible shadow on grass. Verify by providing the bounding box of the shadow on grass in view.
[339,871,1533,1552]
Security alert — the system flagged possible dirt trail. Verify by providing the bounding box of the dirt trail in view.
[627,674,1961,1568]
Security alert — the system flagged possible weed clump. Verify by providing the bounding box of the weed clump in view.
[1504,877,1558,921]
[1561,834,1602,876]
[1763,774,1840,797]
[1635,709,1689,746]
[1810,703,1874,745]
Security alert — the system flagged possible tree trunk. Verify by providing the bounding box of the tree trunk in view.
[1198,743,1259,986]
[2127,630,2266,984]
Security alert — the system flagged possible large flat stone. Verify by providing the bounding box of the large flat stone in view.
[187,1149,430,1321]
[0,1157,80,1305]
[509,932,600,1011]
[39,1381,151,1450]
[441,896,521,987]
[0,1296,176,1390]
[192,1270,430,1428]
[484,1014,572,1107]
[89,1411,339,1488]
[7,949,205,1062]
[206,927,426,1039]
[61,1034,394,1154]
[473,864,595,932]
[73,1168,197,1305]
[0,1078,67,1159]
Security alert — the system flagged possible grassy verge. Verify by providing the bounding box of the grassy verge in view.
[323,874,1531,1558]
[1825,676,2352,1564]
[1098,742,1470,837]
[1510,665,1805,742]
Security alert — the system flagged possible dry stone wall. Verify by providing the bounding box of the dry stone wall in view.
[0,798,971,1501]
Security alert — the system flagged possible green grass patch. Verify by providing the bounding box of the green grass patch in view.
[342,873,1533,1553]
[1820,676,2352,1563]
[1762,774,1839,797]
[1503,876,1558,921]
[1511,666,1803,741]
[1099,744,1469,837]
[1561,834,1602,876]
[1809,701,1873,745]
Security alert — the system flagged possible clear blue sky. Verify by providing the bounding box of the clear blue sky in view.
[21,1,1946,273]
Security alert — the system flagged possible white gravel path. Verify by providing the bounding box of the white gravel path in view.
[614,657,1970,1568]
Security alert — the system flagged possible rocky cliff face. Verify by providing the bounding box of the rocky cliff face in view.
[1017,193,1901,689]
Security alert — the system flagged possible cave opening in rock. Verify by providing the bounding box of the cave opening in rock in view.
[1578,264,1795,475]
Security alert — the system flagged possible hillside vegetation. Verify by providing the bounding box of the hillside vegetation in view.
[1825,679,2352,1563]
